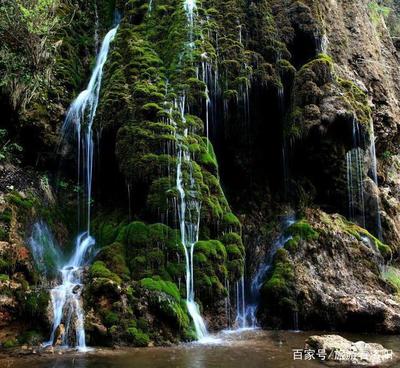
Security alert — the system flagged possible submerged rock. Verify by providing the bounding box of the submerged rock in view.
[305,334,394,366]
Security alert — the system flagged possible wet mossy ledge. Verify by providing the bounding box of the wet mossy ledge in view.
[258,209,396,332]
[84,216,244,345]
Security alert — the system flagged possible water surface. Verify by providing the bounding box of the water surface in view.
[2,329,400,368]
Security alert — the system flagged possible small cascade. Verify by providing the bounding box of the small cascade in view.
[346,119,366,228]
[235,275,246,329]
[46,235,95,349]
[175,95,208,341]
[241,214,295,328]
[224,279,231,327]
[28,221,62,279]
[369,122,383,240]
[184,0,196,28]
[292,310,300,332]
[62,24,119,230]
[317,33,329,54]
[48,23,119,350]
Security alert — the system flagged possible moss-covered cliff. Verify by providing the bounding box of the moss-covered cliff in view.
[1,0,400,349]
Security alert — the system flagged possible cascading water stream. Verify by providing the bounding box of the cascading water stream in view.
[346,119,366,228]
[369,122,383,240]
[175,96,208,341]
[46,23,118,350]
[236,215,295,329]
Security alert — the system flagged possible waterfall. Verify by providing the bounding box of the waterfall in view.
[175,96,208,341]
[369,122,382,240]
[47,23,118,351]
[240,215,295,328]
[62,24,119,231]
[184,0,196,28]
[346,119,366,228]
[235,275,246,328]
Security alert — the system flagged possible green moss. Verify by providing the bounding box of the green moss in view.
[126,327,149,347]
[285,220,319,241]
[90,261,122,284]
[19,290,50,322]
[125,221,150,247]
[97,242,130,281]
[195,240,227,261]
[7,192,35,210]
[261,249,297,316]
[103,311,119,327]
[342,221,392,258]
[222,212,241,229]
[140,277,180,300]
[383,266,400,293]
[0,274,9,282]
[2,339,17,348]
[0,208,12,223]
[284,235,301,253]
[338,78,372,127]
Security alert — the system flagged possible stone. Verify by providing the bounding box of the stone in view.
[306,334,394,366]
[53,324,65,346]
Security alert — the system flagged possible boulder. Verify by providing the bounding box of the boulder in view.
[306,334,394,366]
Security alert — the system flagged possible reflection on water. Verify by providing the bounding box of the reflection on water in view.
[2,329,400,368]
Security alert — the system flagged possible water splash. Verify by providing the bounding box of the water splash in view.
[48,23,118,350]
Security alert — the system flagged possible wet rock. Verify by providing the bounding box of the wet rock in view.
[53,324,65,346]
[305,334,394,366]
[259,209,400,333]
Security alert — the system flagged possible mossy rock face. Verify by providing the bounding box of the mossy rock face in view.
[90,261,122,285]
[284,219,319,253]
[126,327,150,347]
[140,276,191,333]
[259,248,297,328]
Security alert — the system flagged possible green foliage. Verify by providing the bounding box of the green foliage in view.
[7,192,35,210]
[126,327,150,347]
[0,129,23,163]
[383,266,400,293]
[18,330,43,346]
[103,311,119,327]
[368,1,391,25]
[18,290,50,322]
[338,78,372,127]
[2,339,17,348]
